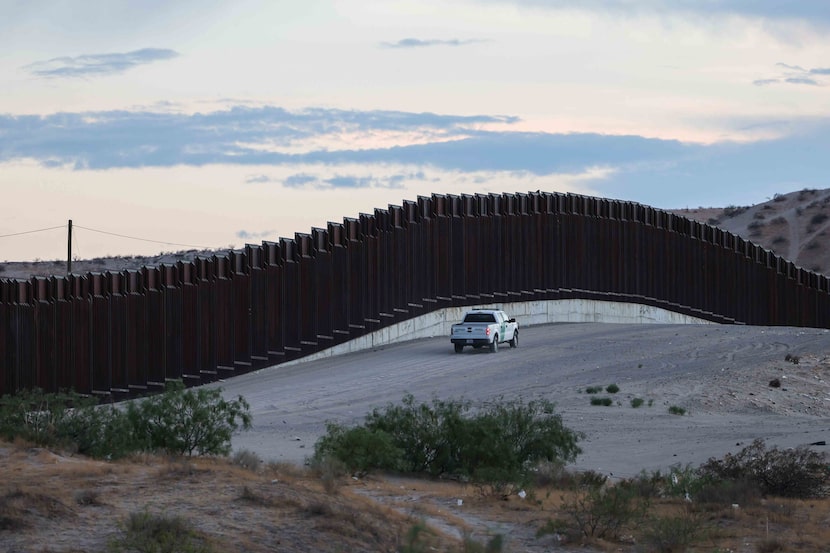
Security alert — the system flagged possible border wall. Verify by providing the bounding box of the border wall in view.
[2,191,829,399]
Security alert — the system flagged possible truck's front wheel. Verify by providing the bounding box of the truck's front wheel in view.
[490,336,499,353]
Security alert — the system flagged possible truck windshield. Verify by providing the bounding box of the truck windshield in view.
[463,313,497,323]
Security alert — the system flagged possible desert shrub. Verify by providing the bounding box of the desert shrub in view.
[0,388,97,446]
[310,455,349,494]
[756,539,787,553]
[696,439,830,499]
[770,216,787,225]
[590,397,613,406]
[461,532,504,553]
[810,212,829,226]
[639,508,708,553]
[630,398,644,408]
[617,470,665,499]
[55,403,138,459]
[73,489,102,506]
[585,386,603,394]
[693,477,762,506]
[785,353,800,364]
[536,517,575,542]
[125,381,252,456]
[723,205,747,218]
[399,521,438,553]
[577,470,609,490]
[109,510,216,553]
[231,449,262,472]
[605,384,620,394]
[560,484,649,540]
[313,424,403,474]
[773,193,787,202]
[772,235,787,244]
[1,382,252,459]
[313,394,582,488]
[658,464,714,500]
[667,405,686,416]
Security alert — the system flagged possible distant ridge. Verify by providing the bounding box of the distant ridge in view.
[671,187,830,276]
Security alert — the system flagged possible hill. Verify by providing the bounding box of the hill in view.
[671,187,830,275]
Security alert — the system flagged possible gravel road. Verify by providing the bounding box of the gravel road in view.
[225,322,830,479]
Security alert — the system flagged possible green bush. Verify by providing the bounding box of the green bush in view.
[693,478,762,506]
[313,394,582,488]
[590,397,613,406]
[109,511,216,553]
[560,484,649,539]
[584,386,602,394]
[696,439,830,499]
[56,403,138,459]
[0,388,97,446]
[667,405,686,416]
[630,398,644,408]
[125,381,252,456]
[605,384,620,394]
[639,509,708,553]
[313,424,403,474]
[231,449,262,472]
[0,382,252,459]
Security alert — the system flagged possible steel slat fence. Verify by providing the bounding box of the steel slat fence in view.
[3,191,830,399]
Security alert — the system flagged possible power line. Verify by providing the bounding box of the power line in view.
[0,225,65,239]
[73,224,214,250]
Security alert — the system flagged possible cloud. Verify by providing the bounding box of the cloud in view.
[776,63,805,71]
[0,106,517,170]
[478,1,830,24]
[2,103,829,214]
[283,171,425,190]
[284,173,318,188]
[380,38,485,49]
[22,48,179,78]
[245,174,274,184]
[785,77,819,86]
[236,229,275,240]
[754,63,828,87]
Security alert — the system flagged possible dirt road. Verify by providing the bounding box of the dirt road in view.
[225,323,830,479]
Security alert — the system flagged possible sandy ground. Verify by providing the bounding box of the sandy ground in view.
[224,322,830,481]
[3,322,830,553]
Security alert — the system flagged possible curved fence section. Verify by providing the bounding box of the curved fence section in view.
[2,191,829,398]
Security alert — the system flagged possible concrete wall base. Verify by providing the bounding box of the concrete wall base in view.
[279,299,713,368]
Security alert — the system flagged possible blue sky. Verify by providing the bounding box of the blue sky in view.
[1,0,828,261]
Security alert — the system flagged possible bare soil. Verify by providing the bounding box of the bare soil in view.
[3,332,830,553]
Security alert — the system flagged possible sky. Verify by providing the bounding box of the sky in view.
[1,0,829,262]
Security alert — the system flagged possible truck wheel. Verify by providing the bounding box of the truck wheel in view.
[490,336,499,353]
[509,331,518,348]
[454,344,464,354]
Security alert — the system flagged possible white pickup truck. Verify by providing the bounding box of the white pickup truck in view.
[450,309,519,353]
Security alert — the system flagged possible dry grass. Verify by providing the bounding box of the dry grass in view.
[2,441,830,552]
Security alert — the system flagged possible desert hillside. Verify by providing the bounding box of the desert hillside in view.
[671,187,830,276]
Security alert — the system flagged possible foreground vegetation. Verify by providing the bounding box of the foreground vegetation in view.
[2,389,830,552]
[0,382,251,459]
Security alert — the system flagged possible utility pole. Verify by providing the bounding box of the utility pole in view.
[67,219,72,274]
